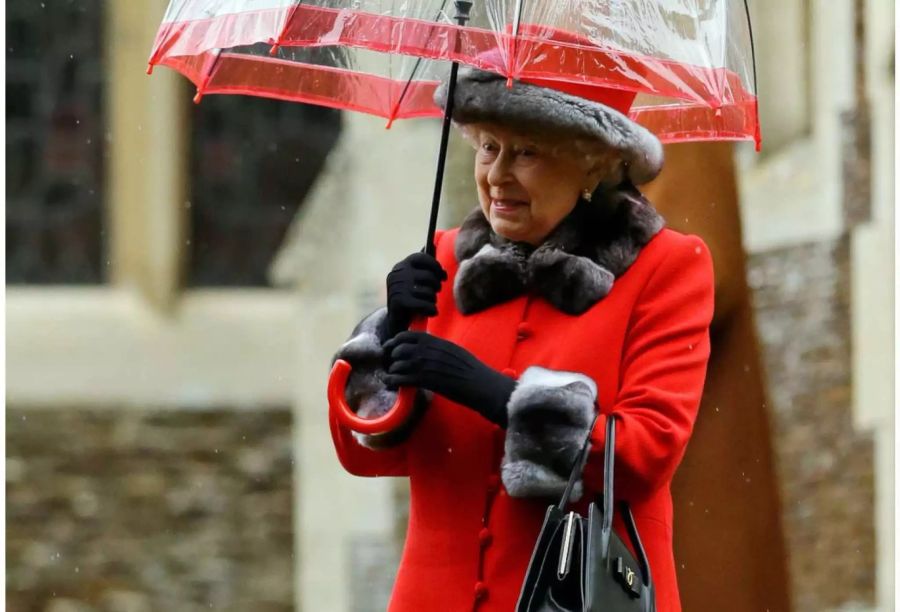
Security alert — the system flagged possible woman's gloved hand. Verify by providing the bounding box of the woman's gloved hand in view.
[383,331,516,427]
[380,252,448,340]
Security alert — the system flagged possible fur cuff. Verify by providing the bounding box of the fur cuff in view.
[501,367,597,500]
[333,308,428,449]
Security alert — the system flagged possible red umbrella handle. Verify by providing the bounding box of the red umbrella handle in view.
[329,317,425,435]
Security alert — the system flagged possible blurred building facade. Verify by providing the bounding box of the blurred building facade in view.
[6,2,895,612]
[7,2,307,610]
[737,1,894,609]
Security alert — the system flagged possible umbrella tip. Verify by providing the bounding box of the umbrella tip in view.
[193,90,204,104]
[506,75,514,89]
[146,63,154,75]
[385,118,395,130]
[269,43,280,56]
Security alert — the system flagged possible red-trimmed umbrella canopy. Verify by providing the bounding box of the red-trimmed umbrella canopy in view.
[148,0,760,147]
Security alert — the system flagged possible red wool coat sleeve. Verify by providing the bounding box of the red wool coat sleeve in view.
[582,235,715,501]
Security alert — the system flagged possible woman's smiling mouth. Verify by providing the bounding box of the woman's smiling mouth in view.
[491,199,529,216]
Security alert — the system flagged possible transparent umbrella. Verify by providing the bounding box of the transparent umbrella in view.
[148,0,758,145]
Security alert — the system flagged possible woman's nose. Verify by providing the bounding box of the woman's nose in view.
[487,155,513,186]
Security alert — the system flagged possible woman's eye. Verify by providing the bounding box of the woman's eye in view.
[514,147,539,162]
[478,142,499,159]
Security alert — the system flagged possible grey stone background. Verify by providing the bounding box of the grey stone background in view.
[6,409,294,612]
[750,238,876,610]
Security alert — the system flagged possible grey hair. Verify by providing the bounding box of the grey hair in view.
[458,123,626,188]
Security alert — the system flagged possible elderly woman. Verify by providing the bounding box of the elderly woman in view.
[330,66,714,612]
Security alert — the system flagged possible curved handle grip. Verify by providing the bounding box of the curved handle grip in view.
[328,317,425,435]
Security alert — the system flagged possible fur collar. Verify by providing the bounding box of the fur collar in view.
[453,185,665,315]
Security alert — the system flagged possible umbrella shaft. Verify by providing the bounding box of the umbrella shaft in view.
[425,60,460,257]
[424,1,473,257]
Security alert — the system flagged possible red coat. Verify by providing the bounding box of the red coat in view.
[331,225,714,611]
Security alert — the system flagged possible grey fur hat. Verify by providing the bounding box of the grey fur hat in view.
[434,67,664,185]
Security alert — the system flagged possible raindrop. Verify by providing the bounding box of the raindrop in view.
[186,239,191,246]
[86,138,92,145]
[40,2,45,7]
[694,246,702,255]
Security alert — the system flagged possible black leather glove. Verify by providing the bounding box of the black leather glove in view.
[383,331,516,427]
[379,252,448,341]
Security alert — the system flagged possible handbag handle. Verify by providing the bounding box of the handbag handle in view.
[555,413,605,512]
[556,413,653,592]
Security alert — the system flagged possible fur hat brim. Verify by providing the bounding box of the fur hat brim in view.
[435,67,664,185]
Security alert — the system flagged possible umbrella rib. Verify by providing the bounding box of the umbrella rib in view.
[385,0,452,128]
[269,0,305,56]
[147,0,191,74]
[507,0,526,85]
[742,0,761,149]
[193,47,224,104]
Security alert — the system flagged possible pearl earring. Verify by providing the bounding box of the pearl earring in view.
[582,188,593,202]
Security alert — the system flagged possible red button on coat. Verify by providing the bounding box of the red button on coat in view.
[478,528,493,547]
[516,322,533,340]
[474,582,488,600]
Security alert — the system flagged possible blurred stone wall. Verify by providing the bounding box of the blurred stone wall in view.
[7,408,294,612]
[749,236,876,610]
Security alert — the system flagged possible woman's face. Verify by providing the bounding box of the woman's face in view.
[471,123,610,245]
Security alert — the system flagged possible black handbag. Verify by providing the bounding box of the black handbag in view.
[516,415,656,612]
